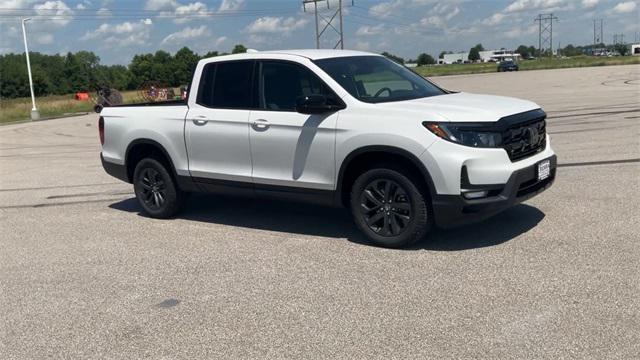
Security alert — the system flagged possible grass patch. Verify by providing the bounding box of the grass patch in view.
[0,90,142,124]
[414,55,640,77]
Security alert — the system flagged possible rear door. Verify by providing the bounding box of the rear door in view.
[249,60,340,191]
[185,60,255,184]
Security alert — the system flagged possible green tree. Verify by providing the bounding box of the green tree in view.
[468,47,481,62]
[202,51,219,59]
[381,51,405,64]
[232,44,247,54]
[172,47,200,86]
[416,53,436,65]
[613,44,629,56]
[516,45,530,58]
[128,53,155,88]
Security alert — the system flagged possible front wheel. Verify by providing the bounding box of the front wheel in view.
[350,168,430,248]
[133,158,184,218]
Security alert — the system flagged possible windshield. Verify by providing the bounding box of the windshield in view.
[314,56,445,104]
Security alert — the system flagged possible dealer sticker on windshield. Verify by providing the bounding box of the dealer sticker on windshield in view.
[538,160,551,181]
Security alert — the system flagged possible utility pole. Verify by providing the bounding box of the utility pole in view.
[593,19,604,47]
[534,13,558,57]
[613,33,625,45]
[21,17,39,120]
[303,0,352,49]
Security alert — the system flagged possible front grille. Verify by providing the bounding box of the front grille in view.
[502,116,546,161]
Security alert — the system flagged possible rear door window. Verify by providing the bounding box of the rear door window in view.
[197,60,254,109]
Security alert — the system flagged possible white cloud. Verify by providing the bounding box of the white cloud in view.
[369,0,403,18]
[96,7,112,17]
[354,40,371,51]
[503,24,538,38]
[144,0,177,11]
[161,25,209,44]
[430,2,461,20]
[218,0,244,12]
[612,1,637,13]
[81,19,153,48]
[504,0,564,13]
[582,0,600,9]
[36,33,54,44]
[421,16,445,27]
[34,0,74,27]
[214,36,227,47]
[482,13,505,26]
[245,16,308,35]
[160,25,226,52]
[356,24,385,36]
[446,6,461,20]
[173,1,208,23]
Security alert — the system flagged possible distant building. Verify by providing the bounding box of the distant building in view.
[632,44,640,56]
[438,52,467,64]
[438,49,521,64]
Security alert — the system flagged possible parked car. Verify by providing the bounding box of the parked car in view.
[99,50,555,248]
[498,60,519,72]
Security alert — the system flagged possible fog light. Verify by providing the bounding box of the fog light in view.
[463,190,488,199]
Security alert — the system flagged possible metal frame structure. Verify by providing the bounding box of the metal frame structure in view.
[534,13,558,56]
[303,0,352,49]
[593,19,604,46]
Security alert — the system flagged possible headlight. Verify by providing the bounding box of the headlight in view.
[423,122,502,148]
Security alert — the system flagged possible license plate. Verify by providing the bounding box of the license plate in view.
[538,160,551,181]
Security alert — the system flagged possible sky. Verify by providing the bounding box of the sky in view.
[0,0,638,64]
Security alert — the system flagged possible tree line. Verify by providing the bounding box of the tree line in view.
[2,41,629,99]
[0,44,248,99]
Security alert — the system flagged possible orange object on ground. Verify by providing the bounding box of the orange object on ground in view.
[75,92,89,101]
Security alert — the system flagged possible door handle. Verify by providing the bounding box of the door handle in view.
[252,119,270,131]
[193,115,209,126]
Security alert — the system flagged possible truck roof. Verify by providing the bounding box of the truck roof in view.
[201,49,379,62]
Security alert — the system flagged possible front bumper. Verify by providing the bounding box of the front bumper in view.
[432,155,556,228]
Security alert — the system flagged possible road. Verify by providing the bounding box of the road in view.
[1,65,639,359]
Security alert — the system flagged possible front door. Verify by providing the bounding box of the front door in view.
[249,60,341,191]
[185,60,254,184]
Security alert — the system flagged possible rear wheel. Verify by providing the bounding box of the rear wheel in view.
[350,167,430,248]
[133,158,184,218]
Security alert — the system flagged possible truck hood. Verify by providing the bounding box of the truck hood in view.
[373,92,540,122]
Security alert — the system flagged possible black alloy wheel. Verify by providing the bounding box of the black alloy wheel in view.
[138,167,166,210]
[360,179,412,237]
[350,167,430,248]
[133,158,184,218]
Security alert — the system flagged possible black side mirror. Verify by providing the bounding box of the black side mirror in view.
[295,95,342,114]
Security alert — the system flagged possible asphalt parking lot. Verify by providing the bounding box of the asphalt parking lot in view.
[1,65,639,359]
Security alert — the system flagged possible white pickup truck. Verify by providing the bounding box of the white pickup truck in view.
[100,49,556,248]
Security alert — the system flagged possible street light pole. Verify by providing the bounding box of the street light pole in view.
[21,17,39,120]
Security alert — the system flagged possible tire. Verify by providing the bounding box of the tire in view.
[350,167,430,248]
[133,158,184,218]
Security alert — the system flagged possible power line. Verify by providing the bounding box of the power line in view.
[0,7,301,21]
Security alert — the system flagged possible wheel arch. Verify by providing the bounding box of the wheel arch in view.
[125,139,179,184]
[335,145,437,207]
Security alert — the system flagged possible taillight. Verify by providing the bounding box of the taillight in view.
[98,116,104,145]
